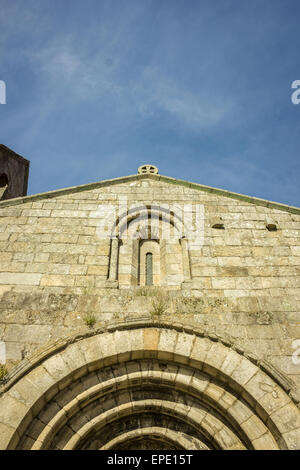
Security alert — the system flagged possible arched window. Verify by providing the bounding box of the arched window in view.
[145,252,153,286]
[0,173,8,187]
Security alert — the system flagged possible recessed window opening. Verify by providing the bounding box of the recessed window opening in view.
[0,173,8,187]
[145,252,153,286]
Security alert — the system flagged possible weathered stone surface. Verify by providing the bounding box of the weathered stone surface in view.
[0,166,300,450]
[0,273,41,285]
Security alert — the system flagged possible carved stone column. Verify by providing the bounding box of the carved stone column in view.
[180,236,192,287]
[106,236,119,287]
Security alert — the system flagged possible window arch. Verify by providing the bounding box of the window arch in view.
[110,206,187,288]
[0,173,8,187]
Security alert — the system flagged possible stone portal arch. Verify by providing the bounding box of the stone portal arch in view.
[0,325,299,450]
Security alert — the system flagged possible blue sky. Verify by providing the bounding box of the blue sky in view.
[0,0,300,206]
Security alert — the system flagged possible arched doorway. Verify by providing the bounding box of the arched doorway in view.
[0,324,299,450]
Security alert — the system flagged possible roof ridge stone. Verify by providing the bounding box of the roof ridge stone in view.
[0,172,299,215]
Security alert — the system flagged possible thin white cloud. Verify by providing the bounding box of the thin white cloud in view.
[26,37,238,133]
[132,66,237,130]
[1,1,241,135]
[36,45,81,80]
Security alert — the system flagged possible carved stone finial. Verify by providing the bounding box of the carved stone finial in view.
[138,164,158,175]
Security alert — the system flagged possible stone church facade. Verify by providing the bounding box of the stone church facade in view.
[0,146,300,450]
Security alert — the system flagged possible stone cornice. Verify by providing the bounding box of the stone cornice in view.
[0,171,299,215]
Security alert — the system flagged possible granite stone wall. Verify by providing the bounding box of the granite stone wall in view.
[0,173,299,449]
